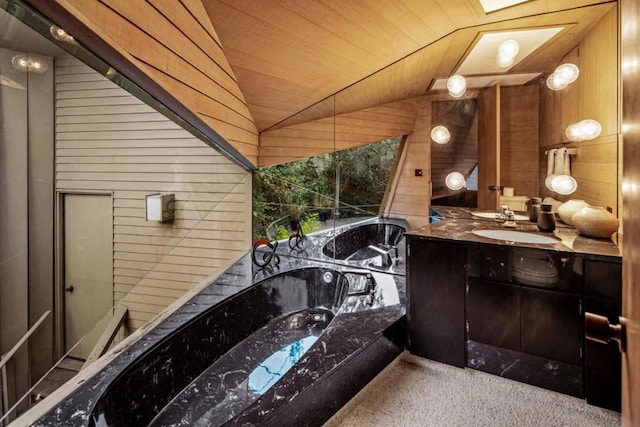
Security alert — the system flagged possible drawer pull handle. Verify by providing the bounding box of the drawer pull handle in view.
[585,312,627,353]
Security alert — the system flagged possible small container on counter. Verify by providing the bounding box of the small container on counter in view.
[537,203,556,232]
[529,197,542,223]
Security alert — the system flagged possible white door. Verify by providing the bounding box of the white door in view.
[63,194,113,358]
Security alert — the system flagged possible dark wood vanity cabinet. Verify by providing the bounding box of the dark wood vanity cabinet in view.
[584,259,622,411]
[407,235,622,409]
[465,248,584,397]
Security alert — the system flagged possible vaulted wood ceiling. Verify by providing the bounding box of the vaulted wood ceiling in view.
[203,0,615,132]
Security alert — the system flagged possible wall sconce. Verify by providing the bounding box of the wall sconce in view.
[11,54,48,74]
[565,119,602,141]
[445,171,466,191]
[145,193,175,223]
[546,63,579,90]
[431,125,451,144]
[447,75,466,98]
[551,175,578,195]
[496,40,519,68]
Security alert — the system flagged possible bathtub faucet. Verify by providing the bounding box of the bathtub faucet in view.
[342,269,375,296]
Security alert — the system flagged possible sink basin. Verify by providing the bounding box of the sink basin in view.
[472,229,558,245]
[471,212,529,221]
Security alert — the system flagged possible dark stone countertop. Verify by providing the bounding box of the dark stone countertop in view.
[408,206,622,259]
[28,217,407,426]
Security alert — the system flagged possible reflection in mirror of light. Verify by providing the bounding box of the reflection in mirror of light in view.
[565,119,601,141]
[445,172,466,191]
[551,175,578,195]
[497,40,519,68]
[49,25,77,45]
[496,55,515,68]
[546,73,567,90]
[11,54,48,73]
[431,125,451,144]
[447,75,466,98]
[555,63,580,84]
[547,63,579,90]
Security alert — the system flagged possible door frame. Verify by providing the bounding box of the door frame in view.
[54,191,114,359]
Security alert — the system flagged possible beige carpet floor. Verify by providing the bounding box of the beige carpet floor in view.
[324,352,621,427]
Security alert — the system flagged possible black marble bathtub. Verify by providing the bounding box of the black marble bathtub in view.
[88,267,350,426]
[31,253,405,427]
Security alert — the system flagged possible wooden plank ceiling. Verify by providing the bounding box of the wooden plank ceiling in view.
[203,0,615,135]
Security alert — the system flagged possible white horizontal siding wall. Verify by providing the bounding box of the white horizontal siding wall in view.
[56,55,252,330]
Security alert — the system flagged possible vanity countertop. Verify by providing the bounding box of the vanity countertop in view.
[410,206,622,259]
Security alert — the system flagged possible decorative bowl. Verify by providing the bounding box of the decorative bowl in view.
[557,199,590,225]
[572,206,619,238]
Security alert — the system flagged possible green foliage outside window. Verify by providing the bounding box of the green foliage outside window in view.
[253,137,401,239]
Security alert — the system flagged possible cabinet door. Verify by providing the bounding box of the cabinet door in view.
[407,238,466,367]
[467,278,520,351]
[520,287,581,365]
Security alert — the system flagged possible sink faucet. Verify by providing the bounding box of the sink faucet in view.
[503,210,517,228]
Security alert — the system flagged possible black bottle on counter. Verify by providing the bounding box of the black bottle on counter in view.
[537,203,556,232]
[529,197,542,222]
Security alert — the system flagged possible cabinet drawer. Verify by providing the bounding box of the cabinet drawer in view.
[468,246,582,293]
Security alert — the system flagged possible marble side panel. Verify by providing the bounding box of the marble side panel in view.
[467,340,583,398]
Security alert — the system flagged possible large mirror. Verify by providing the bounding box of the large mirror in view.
[252,1,620,262]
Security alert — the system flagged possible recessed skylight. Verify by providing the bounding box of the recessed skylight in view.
[479,0,530,13]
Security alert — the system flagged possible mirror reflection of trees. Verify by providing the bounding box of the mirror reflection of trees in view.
[253,137,401,240]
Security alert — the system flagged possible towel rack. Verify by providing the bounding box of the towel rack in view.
[545,148,578,155]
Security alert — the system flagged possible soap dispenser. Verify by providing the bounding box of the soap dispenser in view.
[537,203,556,232]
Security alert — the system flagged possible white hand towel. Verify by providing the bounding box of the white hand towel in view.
[544,148,558,190]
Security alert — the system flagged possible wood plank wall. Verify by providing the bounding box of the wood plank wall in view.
[539,7,619,219]
[386,97,432,225]
[477,85,501,210]
[55,56,252,331]
[57,0,259,165]
[259,99,419,167]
